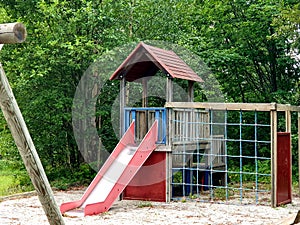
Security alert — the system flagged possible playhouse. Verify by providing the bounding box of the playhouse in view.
[109,42,300,207]
[61,41,300,216]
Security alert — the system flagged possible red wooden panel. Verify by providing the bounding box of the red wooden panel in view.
[123,151,166,202]
[276,132,292,206]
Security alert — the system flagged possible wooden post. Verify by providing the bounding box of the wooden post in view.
[0,23,65,225]
[270,105,277,208]
[166,77,173,102]
[120,78,126,137]
[188,80,194,102]
[142,77,148,108]
[0,23,27,44]
[285,107,292,200]
[285,106,292,133]
[298,112,300,194]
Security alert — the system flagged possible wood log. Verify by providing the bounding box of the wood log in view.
[0,23,27,44]
[0,63,65,225]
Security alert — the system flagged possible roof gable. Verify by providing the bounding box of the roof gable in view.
[109,42,203,83]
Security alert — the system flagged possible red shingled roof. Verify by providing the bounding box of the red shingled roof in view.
[109,42,203,83]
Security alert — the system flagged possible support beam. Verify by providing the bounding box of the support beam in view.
[0,23,27,44]
[166,77,173,102]
[188,80,194,102]
[0,64,65,225]
[142,77,148,107]
[285,107,292,133]
[0,22,64,225]
[285,108,292,201]
[120,78,126,136]
[298,113,300,194]
[270,109,277,207]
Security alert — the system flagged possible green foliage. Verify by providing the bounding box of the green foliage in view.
[191,0,299,103]
[49,163,96,190]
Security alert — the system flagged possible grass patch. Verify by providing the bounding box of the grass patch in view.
[137,201,153,208]
[0,173,33,196]
[0,160,33,196]
[0,175,15,196]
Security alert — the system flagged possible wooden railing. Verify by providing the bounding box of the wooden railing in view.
[170,108,210,144]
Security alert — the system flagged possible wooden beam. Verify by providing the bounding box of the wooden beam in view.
[166,77,173,102]
[277,104,300,112]
[142,77,148,107]
[120,79,126,136]
[0,23,27,44]
[165,102,278,111]
[285,108,292,133]
[298,113,300,194]
[0,64,65,224]
[270,109,277,207]
[188,80,194,102]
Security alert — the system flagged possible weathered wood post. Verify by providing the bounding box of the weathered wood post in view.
[0,23,65,225]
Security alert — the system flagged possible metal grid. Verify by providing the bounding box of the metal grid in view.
[171,109,272,205]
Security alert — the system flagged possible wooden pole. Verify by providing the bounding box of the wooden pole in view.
[0,64,65,225]
[298,112,300,194]
[0,23,27,44]
[188,80,194,102]
[270,106,277,208]
[120,78,126,137]
[0,23,65,225]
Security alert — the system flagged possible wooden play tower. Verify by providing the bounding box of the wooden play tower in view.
[110,41,300,206]
[110,41,213,202]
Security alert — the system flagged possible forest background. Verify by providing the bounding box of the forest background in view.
[0,0,299,195]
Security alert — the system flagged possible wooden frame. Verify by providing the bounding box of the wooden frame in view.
[165,102,300,112]
[166,102,300,207]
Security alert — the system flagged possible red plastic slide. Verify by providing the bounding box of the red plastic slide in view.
[60,120,158,216]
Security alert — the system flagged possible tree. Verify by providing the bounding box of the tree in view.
[190,0,299,103]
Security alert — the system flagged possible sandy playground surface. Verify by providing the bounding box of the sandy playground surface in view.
[1,188,300,225]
